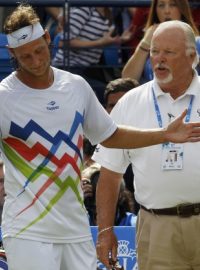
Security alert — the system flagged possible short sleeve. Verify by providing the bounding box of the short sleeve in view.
[82,79,117,146]
[92,99,130,173]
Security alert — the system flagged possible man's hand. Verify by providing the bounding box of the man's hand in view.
[165,109,200,143]
[96,230,118,269]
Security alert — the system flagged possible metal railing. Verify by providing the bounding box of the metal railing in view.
[0,0,199,7]
[0,0,151,7]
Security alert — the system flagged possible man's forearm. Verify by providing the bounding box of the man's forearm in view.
[96,168,122,230]
[101,126,165,149]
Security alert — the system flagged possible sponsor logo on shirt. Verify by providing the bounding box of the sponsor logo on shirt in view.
[46,101,59,111]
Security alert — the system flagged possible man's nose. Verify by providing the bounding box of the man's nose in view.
[32,56,41,66]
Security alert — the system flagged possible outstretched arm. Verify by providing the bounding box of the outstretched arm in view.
[101,109,200,149]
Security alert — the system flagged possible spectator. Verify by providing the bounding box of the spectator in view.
[81,162,136,226]
[110,7,136,63]
[44,7,64,40]
[93,20,200,270]
[125,7,150,54]
[122,0,200,84]
[52,7,133,103]
[189,0,200,31]
[1,4,196,270]
[104,77,139,113]
[52,7,118,68]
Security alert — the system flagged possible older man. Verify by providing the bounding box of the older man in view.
[93,20,200,270]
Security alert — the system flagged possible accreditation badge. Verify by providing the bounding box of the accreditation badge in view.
[161,143,183,170]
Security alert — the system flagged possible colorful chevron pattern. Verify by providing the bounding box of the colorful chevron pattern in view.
[3,111,85,235]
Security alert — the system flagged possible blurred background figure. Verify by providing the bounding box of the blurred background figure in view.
[104,77,139,113]
[81,162,136,226]
[83,137,97,168]
[51,6,132,103]
[124,7,150,55]
[189,0,200,32]
[52,7,113,68]
[122,0,200,84]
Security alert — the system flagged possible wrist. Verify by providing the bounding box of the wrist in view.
[161,128,168,144]
[98,226,113,236]
[139,39,150,51]
[139,46,149,53]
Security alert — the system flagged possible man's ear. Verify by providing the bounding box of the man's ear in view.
[44,30,51,45]
[191,51,199,68]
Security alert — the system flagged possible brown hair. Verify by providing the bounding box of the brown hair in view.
[104,77,139,106]
[145,0,199,35]
[4,4,39,34]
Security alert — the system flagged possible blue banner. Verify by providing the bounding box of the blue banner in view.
[91,226,138,270]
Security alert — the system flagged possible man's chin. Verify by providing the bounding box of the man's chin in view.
[154,74,173,84]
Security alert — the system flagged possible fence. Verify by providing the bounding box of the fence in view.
[0,0,200,7]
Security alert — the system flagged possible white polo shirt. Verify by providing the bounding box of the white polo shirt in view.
[93,73,200,209]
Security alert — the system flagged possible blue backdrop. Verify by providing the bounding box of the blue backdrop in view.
[91,226,138,270]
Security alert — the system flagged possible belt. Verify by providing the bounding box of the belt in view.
[140,203,200,217]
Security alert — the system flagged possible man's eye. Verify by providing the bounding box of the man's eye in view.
[165,51,175,54]
[21,55,30,60]
[150,50,159,54]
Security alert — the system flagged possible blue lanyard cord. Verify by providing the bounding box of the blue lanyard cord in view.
[152,88,163,128]
[152,87,194,128]
[185,95,194,123]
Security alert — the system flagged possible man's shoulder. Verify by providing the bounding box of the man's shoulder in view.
[52,67,86,83]
[119,80,152,102]
[52,67,92,96]
[0,72,15,93]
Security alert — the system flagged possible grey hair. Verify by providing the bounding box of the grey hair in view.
[154,20,199,68]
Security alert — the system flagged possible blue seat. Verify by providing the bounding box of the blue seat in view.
[0,33,13,81]
[103,45,120,66]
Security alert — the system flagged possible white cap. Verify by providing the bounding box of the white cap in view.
[7,22,45,48]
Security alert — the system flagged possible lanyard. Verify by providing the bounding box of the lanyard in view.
[152,87,194,128]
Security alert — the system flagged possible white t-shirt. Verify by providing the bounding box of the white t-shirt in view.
[93,73,200,209]
[0,67,116,243]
